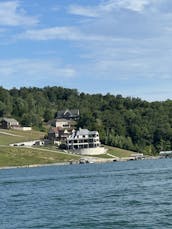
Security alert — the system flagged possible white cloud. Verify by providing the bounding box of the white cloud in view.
[69,0,161,17]
[0,59,76,79]
[0,1,38,26]
[20,27,81,40]
[68,5,99,17]
[51,5,60,12]
[18,26,115,41]
[108,0,150,12]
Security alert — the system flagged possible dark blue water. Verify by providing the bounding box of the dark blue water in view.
[1,159,172,229]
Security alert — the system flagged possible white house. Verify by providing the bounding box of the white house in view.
[67,128,100,150]
[66,128,106,155]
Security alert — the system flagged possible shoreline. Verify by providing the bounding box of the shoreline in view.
[0,162,71,170]
[0,155,162,170]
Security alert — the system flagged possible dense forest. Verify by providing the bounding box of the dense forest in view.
[0,86,172,155]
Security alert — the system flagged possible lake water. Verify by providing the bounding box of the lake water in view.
[1,159,172,228]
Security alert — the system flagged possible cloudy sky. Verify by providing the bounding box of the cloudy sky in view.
[0,0,172,101]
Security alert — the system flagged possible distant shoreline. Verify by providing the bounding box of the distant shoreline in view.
[0,156,162,170]
[0,162,70,170]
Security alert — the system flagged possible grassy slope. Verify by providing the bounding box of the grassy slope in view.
[0,146,79,167]
[105,145,136,158]
[0,129,45,145]
[0,129,80,167]
[91,154,113,158]
[0,129,136,167]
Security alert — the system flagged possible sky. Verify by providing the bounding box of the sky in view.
[0,0,172,101]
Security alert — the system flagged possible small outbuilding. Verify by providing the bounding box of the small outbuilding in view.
[0,118,20,129]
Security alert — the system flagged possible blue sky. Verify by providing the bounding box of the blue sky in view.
[0,0,172,101]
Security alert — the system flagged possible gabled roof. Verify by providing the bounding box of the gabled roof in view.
[68,128,98,139]
[76,128,90,135]
[2,118,19,124]
[76,128,98,136]
[56,109,79,118]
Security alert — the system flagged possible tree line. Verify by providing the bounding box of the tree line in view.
[0,86,172,155]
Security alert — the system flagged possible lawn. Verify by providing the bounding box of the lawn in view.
[88,154,113,158]
[0,129,80,167]
[104,145,136,158]
[0,129,137,167]
[0,146,80,167]
[0,129,45,145]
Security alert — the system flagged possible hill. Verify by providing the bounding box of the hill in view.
[0,86,172,154]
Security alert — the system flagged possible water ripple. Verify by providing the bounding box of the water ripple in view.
[1,159,172,228]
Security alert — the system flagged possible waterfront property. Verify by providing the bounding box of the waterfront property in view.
[47,117,77,145]
[66,128,106,155]
[67,128,100,149]
[47,127,74,145]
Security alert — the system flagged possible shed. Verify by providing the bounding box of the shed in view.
[1,118,19,129]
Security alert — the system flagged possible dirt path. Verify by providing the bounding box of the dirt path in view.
[0,131,22,137]
[106,152,119,159]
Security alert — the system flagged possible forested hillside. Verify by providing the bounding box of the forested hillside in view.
[0,86,172,155]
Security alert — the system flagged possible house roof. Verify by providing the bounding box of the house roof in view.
[76,128,90,135]
[69,128,98,139]
[77,128,98,135]
[2,118,19,124]
[56,109,79,118]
